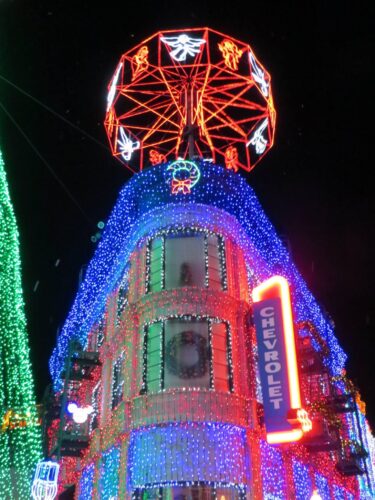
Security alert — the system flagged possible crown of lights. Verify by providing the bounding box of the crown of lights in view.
[104,27,276,173]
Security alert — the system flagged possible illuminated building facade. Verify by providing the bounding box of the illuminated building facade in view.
[46,29,375,499]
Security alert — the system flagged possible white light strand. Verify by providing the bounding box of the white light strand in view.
[107,62,123,111]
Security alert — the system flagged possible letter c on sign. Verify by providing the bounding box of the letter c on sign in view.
[260,307,274,317]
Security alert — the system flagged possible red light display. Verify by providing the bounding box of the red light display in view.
[104,27,276,173]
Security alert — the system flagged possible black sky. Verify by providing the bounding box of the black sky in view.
[0,1,374,425]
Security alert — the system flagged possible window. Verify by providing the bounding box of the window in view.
[142,317,233,394]
[165,234,205,289]
[206,234,225,290]
[146,230,226,293]
[211,322,233,393]
[116,277,129,325]
[111,353,125,409]
[164,318,210,390]
[90,382,101,432]
[90,315,105,350]
[148,237,164,292]
[142,322,163,393]
[97,318,105,348]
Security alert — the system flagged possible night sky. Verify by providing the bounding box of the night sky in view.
[0,2,374,425]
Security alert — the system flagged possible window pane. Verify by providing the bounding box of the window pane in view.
[165,235,205,289]
[164,319,210,389]
[207,234,224,290]
[211,322,230,392]
[117,278,128,323]
[145,322,163,393]
[90,382,100,431]
[149,238,163,292]
[112,354,125,409]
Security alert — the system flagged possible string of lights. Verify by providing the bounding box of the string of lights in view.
[50,162,346,389]
[0,149,42,498]
[47,26,374,498]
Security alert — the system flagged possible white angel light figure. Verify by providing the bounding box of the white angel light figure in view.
[117,127,140,161]
[247,118,268,154]
[161,34,206,62]
[249,52,269,97]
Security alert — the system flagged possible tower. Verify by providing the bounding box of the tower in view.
[47,29,375,499]
[0,148,42,498]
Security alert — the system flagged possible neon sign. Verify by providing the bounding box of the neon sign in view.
[253,276,310,444]
[161,34,206,62]
[166,160,201,194]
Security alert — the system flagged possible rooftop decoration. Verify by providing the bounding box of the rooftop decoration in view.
[104,27,276,173]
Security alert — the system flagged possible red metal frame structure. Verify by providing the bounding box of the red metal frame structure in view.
[104,27,276,173]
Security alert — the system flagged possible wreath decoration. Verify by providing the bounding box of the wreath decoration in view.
[166,331,208,379]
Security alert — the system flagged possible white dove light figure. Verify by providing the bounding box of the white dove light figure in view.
[247,118,268,154]
[249,52,269,97]
[161,34,206,62]
[117,127,140,162]
[67,402,94,424]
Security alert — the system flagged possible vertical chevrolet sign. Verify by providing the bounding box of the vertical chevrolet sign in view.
[253,276,304,444]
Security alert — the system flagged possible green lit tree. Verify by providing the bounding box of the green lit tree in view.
[0,148,42,498]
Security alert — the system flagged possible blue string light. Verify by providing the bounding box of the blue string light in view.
[127,422,248,490]
[99,446,121,499]
[333,484,346,500]
[292,460,312,499]
[50,162,346,389]
[78,464,94,500]
[315,472,330,499]
[260,440,286,499]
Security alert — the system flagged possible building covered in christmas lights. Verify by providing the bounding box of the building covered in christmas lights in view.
[46,28,375,499]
